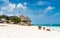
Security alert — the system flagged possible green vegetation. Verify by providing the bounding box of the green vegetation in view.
[0,15,10,20]
[0,15,21,24]
[10,17,21,24]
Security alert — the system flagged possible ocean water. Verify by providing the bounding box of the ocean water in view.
[33,24,60,28]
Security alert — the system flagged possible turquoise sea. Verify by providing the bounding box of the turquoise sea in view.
[33,24,60,28]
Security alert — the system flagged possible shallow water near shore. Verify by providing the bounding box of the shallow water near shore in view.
[33,24,60,32]
[33,24,60,28]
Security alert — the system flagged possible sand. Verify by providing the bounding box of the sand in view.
[0,23,60,38]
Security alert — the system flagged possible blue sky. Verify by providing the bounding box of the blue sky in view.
[0,0,60,24]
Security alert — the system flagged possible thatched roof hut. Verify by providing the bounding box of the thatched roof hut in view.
[0,18,7,23]
[20,15,31,22]
[20,15,31,26]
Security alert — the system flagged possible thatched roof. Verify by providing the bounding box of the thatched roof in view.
[0,18,7,22]
[20,15,31,22]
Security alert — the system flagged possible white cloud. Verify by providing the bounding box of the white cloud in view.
[17,3,27,10]
[46,6,55,11]
[1,3,16,12]
[22,6,27,10]
[24,2,27,5]
[1,3,27,16]
[7,4,16,12]
[17,3,23,8]
[8,4,16,9]
[43,6,55,14]
[38,1,49,5]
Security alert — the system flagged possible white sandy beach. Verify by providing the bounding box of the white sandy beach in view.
[0,23,60,38]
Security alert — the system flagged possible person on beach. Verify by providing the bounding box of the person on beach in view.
[38,26,42,30]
